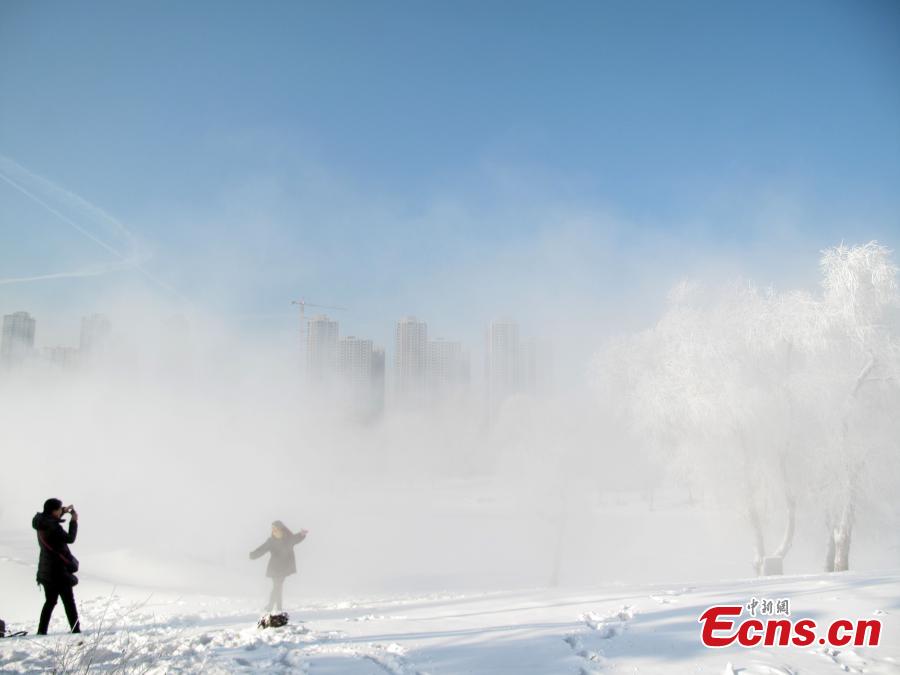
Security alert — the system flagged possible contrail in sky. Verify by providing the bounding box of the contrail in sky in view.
[0,169,134,261]
[0,154,188,302]
[0,261,133,286]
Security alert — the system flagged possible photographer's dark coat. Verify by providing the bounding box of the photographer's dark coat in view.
[249,531,306,578]
[32,512,78,586]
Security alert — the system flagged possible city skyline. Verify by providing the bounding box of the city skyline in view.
[0,309,536,383]
[0,304,550,414]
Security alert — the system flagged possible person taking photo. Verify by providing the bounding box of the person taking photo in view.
[32,498,81,635]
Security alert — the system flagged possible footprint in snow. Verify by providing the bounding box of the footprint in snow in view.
[563,634,606,675]
[649,594,675,604]
[724,662,796,675]
[649,587,694,603]
[819,646,868,673]
[362,642,430,675]
[581,605,635,639]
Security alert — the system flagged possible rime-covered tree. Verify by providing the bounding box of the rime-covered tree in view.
[597,283,811,574]
[813,242,900,572]
[596,242,900,574]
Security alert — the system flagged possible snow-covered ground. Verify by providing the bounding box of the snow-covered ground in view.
[2,539,898,674]
[2,485,899,673]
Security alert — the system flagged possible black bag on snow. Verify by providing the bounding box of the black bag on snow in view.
[258,613,289,629]
[0,619,27,638]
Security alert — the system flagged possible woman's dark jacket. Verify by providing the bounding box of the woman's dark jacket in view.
[32,512,78,586]
[249,531,306,578]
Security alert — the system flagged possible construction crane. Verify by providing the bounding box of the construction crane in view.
[291,299,348,362]
[291,298,348,323]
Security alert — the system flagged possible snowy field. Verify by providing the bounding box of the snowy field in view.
[2,486,899,673]
[2,540,898,674]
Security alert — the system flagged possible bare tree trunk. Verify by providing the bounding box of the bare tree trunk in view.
[772,449,796,561]
[738,429,767,576]
[833,499,854,572]
[823,511,836,572]
[748,503,766,576]
[824,356,876,573]
[772,495,796,559]
[775,345,798,565]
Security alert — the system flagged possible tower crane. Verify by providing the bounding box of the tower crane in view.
[291,298,348,324]
[291,299,348,364]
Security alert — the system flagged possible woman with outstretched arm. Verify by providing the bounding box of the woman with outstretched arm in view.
[249,520,308,613]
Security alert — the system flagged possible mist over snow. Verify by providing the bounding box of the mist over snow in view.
[2,241,899,606]
[2,239,900,675]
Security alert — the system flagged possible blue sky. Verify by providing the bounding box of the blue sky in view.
[1,0,899,354]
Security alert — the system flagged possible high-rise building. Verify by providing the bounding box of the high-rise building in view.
[372,346,386,414]
[427,338,469,394]
[79,314,111,357]
[340,336,386,419]
[45,346,79,370]
[306,314,339,381]
[521,336,552,395]
[487,318,520,411]
[339,336,373,388]
[394,316,427,399]
[1,311,36,368]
